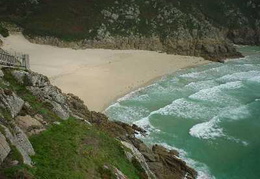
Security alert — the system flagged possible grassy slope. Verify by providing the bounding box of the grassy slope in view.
[29,119,141,179]
[0,69,143,178]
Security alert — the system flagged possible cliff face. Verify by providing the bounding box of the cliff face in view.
[1,0,259,61]
[0,66,197,179]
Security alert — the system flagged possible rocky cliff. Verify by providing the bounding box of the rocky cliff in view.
[0,66,197,179]
[1,0,259,61]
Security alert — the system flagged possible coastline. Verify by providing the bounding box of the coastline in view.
[105,61,212,112]
[1,33,209,112]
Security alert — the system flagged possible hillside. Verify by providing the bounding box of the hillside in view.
[1,0,259,61]
[0,65,197,178]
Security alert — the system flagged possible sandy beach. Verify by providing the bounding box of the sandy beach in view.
[1,34,209,111]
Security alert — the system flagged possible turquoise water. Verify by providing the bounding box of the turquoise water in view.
[105,46,260,179]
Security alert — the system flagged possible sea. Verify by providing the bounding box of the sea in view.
[105,46,260,179]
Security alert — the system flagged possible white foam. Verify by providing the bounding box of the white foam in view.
[218,71,260,82]
[227,136,249,146]
[129,94,150,102]
[248,75,260,83]
[189,81,243,105]
[105,104,150,124]
[180,65,238,80]
[180,71,204,78]
[117,87,146,102]
[133,117,153,131]
[219,105,250,121]
[185,80,218,91]
[114,81,162,103]
[189,117,224,140]
[104,102,121,112]
[189,105,250,141]
[149,98,221,120]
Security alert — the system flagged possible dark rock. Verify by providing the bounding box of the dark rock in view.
[132,124,146,135]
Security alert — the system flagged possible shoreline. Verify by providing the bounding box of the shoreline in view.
[1,33,209,112]
[104,61,212,112]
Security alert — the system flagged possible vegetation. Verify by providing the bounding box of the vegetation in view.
[0,24,9,37]
[0,0,258,41]
[0,69,144,178]
[30,119,142,178]
[1,119,143,178]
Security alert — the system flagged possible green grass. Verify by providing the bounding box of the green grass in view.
[28,119,142,179]
[0,69,144,178]
[8,145,24,164]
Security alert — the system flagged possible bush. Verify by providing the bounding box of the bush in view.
[0,25,9,37]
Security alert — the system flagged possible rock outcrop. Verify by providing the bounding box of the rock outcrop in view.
[25,30,242,62]
[15,115,45,136]
[227,27,260,46]
[2,124,35,166]
[12,70,71,120]
[0,89,24,118]
[0,131,10,163]
[89,112,197,179]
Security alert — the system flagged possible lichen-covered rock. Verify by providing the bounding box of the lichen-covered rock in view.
[12,70,50,87]
[15,115,45,136]
[121,141,156,179]
[11,70,29,84]
[66,93,90,119]
[28,85,66,105]
[11,70,71,120]
[28,85,70,119]
[3,124,35,166]
[0,69,4,78]
[0,131,11,164]
[0,89,24,117]
[113,167,128,179]
[51,101,70,120]
[152,145,197,179]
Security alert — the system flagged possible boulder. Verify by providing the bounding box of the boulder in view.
[3,124,35,166]
[113,167,128,179]
[66,93,90,119]
[11,70,29,84]
[0,69,4,78]
[15,115,45,136]
[121,141,156,179]
[12,70,50,87]
[0,89,24,117]
[0,131,11,164]
[51,101,70,120]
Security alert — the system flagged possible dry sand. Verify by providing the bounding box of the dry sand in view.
[1,34,209,111]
